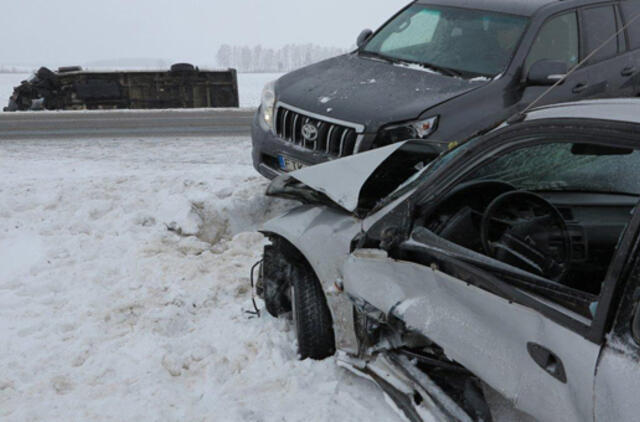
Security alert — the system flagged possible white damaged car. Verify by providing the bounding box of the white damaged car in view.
[257,99,640,421]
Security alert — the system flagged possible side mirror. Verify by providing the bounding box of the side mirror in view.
[357,29,373,49]
[527,59,568,86]
[402,139,444,159]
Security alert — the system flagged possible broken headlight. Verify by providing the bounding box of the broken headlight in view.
[260,80,276,131]
[375,116,439,147]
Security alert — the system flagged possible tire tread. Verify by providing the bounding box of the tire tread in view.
[292,265,335,360]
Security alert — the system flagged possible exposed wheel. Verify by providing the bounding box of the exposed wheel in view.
[261,245,292,318]
[290,264,335,360]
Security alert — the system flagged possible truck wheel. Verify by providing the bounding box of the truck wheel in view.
[36,67,56,80]
[170,63,195,72]
[58,66,82,73]
[290,264,335,360]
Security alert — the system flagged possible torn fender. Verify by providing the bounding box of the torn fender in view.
[261,204,363,353]
[337,351,474,422]
[267,140,441,215]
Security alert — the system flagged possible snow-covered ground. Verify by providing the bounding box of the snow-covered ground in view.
[0,72,282,109]
[0,73,30,107]
[0,137,403,421]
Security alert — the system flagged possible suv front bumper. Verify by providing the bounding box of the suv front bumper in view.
[251,108,375,179]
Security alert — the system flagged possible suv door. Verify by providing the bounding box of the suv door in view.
[619,0,640,95]
[580,3,635,98]
[520,11,590,106]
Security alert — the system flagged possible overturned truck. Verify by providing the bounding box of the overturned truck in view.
[4,64,239,111]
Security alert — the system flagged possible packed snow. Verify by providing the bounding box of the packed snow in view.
[0,136,405,421]
[0,72,282,109]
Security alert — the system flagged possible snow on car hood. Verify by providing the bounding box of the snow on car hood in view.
[267,141,439,214]
[275,54,490,132]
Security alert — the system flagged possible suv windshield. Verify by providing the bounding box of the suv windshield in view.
[362,4,529,77]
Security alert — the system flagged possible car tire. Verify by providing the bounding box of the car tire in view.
[290,264,335,360]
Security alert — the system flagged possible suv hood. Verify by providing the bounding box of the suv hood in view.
[276,54,490,131]
[267,141,440,215]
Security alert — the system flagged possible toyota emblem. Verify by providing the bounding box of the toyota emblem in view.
[301,123,319,142]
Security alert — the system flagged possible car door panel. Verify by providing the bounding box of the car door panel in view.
[594,343,640,422]
[343,252,601,422]
[594,246,640,422]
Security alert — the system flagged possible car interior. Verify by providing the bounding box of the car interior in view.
[414,141,640,317]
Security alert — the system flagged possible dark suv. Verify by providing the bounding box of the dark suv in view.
[252,0,640,178]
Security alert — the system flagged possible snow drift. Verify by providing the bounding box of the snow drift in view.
[0,137,400,421]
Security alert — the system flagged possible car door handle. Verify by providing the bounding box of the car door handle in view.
[572,82,589,94]
[622,66,636,77]
[527,343,567,383]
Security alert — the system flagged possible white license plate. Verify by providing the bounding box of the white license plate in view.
[277,155,306,172]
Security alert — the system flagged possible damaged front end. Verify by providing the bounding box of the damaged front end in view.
[266,140,442,216]
[255,139,492,419]
[255,237,494,421]
[341,295,494,422]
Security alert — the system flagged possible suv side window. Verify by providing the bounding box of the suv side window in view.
[582,6,618,64]
[525,12,579,73]
[620,1,640,50]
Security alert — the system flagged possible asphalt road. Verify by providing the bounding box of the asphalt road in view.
[0,108,256,139]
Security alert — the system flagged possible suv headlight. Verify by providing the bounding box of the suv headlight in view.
[376,116,439,147]
[260,80,276,131]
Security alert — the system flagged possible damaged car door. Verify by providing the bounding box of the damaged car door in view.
[343,129,640,421]
[344,239,601,422]
[594,210,640,421]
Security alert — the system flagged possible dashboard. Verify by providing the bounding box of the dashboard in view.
[421,182,638,294]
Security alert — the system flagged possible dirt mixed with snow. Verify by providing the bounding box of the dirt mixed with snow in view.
[0,137,401,421]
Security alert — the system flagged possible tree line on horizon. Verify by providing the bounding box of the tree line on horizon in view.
[0,66,33,74]
[216,44,348,73]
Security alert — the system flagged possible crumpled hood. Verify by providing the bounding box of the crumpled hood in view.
[267,140,439,214]
[276,54,490,131]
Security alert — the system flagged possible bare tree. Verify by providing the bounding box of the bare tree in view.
[216,45,232,68]
[216,44,347,72]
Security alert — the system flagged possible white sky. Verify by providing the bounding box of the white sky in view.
[0,0,407,67]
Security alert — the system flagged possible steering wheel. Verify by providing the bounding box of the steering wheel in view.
[480,191,572,282]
